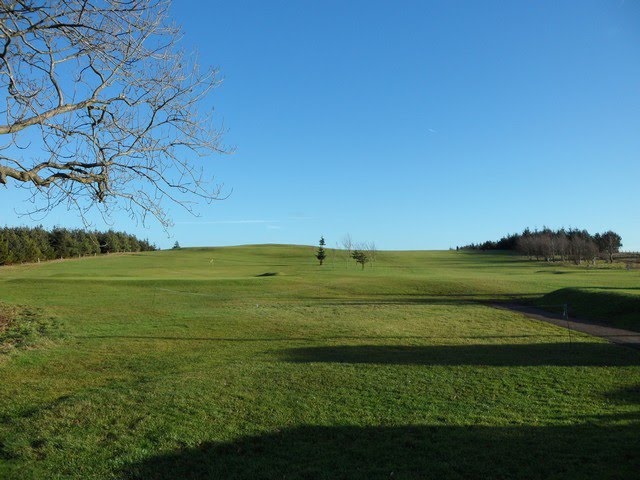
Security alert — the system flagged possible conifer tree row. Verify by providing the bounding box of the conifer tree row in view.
[0,226,156,265]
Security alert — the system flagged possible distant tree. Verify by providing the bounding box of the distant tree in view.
[351,249,368,270]
[556,229,570,262]
[516,235,535,260]
[172,241,181,250]
[0,230,9,264]
[495,233,519,250]
[595,231,622,263]
[50,227,73,258]
[341,233,353,267]
[539,228,555,261]
[105,230,122,253]
[568,230,598,265]
[480,240,497,251]
[366,241,377,266]
[316,236,327,266]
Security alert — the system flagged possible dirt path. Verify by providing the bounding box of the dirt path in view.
[493,303,640,350]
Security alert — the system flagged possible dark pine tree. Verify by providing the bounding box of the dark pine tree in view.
[316,236,327,265]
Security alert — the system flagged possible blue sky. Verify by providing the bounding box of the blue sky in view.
[2,0,639,250]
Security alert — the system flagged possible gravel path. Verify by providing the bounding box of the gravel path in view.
[493,303,640,350]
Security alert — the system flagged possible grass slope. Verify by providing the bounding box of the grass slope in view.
[0,246,638,479]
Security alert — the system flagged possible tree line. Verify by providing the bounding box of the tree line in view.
[0,226,156,266]
[460,228,622,264]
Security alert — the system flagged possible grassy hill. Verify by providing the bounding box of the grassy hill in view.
[0,246,639,479]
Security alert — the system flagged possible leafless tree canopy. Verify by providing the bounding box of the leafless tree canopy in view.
[0,0,227,226]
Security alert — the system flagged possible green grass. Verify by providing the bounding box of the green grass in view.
[538,287,640,331]
[0,302,58,354]
[0,246,639,479]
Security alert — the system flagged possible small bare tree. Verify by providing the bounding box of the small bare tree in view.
[556,230,569,262]
[0,0,228,227]
[365,241,377,266]
[341,233,353,267]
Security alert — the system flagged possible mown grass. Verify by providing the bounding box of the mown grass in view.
[0,246,638,479]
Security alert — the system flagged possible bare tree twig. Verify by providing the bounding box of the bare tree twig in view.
[0,0,230,228]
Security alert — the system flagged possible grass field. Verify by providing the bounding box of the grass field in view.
[0,246,639,479]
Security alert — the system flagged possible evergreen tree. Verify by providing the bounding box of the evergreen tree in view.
[316,236,327,265]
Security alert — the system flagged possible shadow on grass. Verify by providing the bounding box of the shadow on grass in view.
[122,423,640,480]
[604,384,640,405]
[535,288,640,332]
[588,286,640,291]
[311,292,539,307]
[281,343,640,367]
[75,333,576,343]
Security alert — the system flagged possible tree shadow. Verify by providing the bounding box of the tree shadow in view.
[311,292,539,307]
[121,423,640,480]
[281,343,640,367]
[604,384,640,406]
[534,288,640,332]
[585,384,640,423]
[76,333,573,343]
[588,286,640,291]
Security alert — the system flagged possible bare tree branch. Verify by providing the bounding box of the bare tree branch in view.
[0,0,230,228]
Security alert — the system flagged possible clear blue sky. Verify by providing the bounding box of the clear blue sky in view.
[2,0,639,251]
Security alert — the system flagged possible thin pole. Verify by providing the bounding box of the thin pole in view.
[563,303,572,345]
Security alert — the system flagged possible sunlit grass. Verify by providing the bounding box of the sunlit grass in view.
[0,247,638,478]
